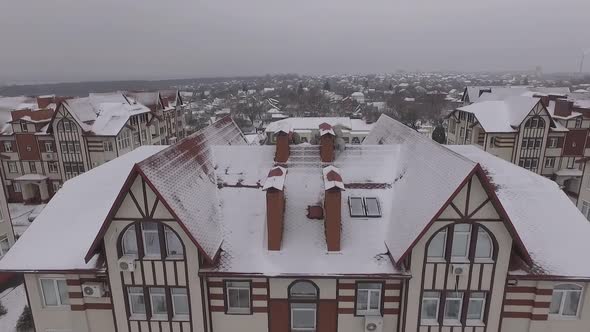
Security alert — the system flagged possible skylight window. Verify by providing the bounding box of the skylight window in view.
[348,197,382,218]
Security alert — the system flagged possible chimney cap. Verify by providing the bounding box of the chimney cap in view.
[274,122,293,135]
[319,122,335,136]
[323,165,345,191]
[262,166,287,191]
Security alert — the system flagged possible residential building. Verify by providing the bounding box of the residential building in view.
[0,177,15,261]
[0,91,186,203]
[447,86,590,200]
[264,117,373,144]
[1,116,590,331]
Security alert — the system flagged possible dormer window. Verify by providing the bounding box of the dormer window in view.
[348,197,381,218]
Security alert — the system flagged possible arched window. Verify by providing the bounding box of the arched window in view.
[119,222,184,259]
[289,281,318,332]
[550,284,583,317]
[525,117,545,129]
[474,228,493,259]
[426,224,495,262]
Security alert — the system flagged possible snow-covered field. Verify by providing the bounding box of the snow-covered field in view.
[0,284,26,332]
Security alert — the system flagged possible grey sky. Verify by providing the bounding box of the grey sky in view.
[1,0,589,83]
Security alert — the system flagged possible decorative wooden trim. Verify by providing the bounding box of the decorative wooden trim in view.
[337,295,355,302]
[68,292,83,298]
[383,308,400,315]
[338,307,354,314]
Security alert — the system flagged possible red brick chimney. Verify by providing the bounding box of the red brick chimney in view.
[323,166,344,251]
[263,166,287,250]
[319,123,335,163]
[36,96,54,109]
[554,99,574,117]
[537,95,549,108]
[274,124,292,163]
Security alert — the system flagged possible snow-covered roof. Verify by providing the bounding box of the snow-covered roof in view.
[0,146,167,272]
[448,145,590,278]
[456,96,540,132]
[265,117,372,134]
[262,166,287,191]
[464,86,570,104]
[322,165,345,190]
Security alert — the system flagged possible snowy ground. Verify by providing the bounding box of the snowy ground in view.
[0,284,26,332]
[9,203,46,237]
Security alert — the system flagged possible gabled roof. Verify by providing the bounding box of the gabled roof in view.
[456,96,541,132]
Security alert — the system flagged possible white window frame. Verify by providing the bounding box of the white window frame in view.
[165,228,184,258]
[421,291,440,324]
[474,229,493,260]
[7,162,18,173]
[451,224,471,261]
[48,162,59,173]
[356,282,382,316]
[545,157,555,168]
[45,142,54,152]
[103,141,113,152]
[364,197,381,217]
[548,137,558,148]
[226,281,251,314]
[171,288,189,320]
[443,291,463,324]
[122,227,138,257]
[3,142,13,152]
[349,197,366,217]
[549,284,583,319]
[20,122,28,132]
[0,234,10,257]
[127,286,146,318]
[142,222,161,258]
[291,303,317,331]
[149,287,168,319]
[39,278,69,307]
[13,182,21,193]
[466,292,486,324]
[427,229,447,260]
[29,161,37,173]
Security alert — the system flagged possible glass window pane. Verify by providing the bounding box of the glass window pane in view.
[57,280,69,305]
[444,292,463,320]
[369,290,380,310]
[475,229,492,258]
[292,303,316,329]
[467,295,485,320]
[129,288,146,315]
[365,198,381,217]
[172,291,189,316]
[451,225,471,258]
[356,290,368,310]
[166,229,184,256]
[122,227,138,255]
[150,288,167,315]
[563,291,581,316]
[349,197,365,217]
[421,299,439,320]
[290,281,317,298]
[549,291,563,314]
[555,284,582,290]
[41,279,58,306]
[428,230,446,258]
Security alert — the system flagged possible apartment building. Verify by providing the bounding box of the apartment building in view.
[264,117,373,144]
[447,87,590,200]
[0,177,16,262]
[0,91,186,203]
[2,115,590,332]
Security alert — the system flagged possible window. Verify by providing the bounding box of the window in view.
[467,292,486,322]
[150,288,168,317]
[13,182,21,193]
[60,142,67,153]
[226,281,251,314]
[349,197,365,217]
[352,137,361,144]
[427,229,447,259]
[122,227,138,256]
[443,291,463,323]
[74,142,81,153]
[7,162,18,173]
[465,128,472,143]
[52,182,61,193]
[117,130,131,150]
[364,198,381,217]
[459,127,465,138]
[421,291,440,322]
[451,224,471,260]
[3,142,13,152]
[29,162,37,173]
[20,122,28,132]
[545,157,556,168]
[45,142,54,152]
[289,281,318,331]
[133,132,140,145]
[549,284,583,317]
[356,283,382,315]
[40,278,69,307]
[531,159,538,169]
[575,117,582,128]
[0,235,10,256]
[534,139,542,148]
[165,228,183,257]
[582,201,590,221]
[474,229,493,259]
[141,130,147,141]
[142,222,161,258]
[128,287,146,316]
[548,137,558,148]
[63,121,72,132]
[449,119,456,134]
[348,197,381,218]
[103,141,113,152]
[521,139,529,149]
[48,162,59,173]
[171,288,189,319]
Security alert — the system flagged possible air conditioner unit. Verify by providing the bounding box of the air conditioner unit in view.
[82,283,105,298]
[452,264,468,276]
[43,153,53,160]
[364,315,383,332]
[118,256,136,272]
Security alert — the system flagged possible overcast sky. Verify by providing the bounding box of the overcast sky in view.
[1,0,589,84]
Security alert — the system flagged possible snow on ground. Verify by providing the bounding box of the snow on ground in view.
[0,284,26,332]
[9,203,46,237]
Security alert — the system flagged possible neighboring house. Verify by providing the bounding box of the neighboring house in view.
[0,177,15,262]
[447,87,590,203]
[0,91,186,203]
[264,117,373,144]
[2,116,590,332]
